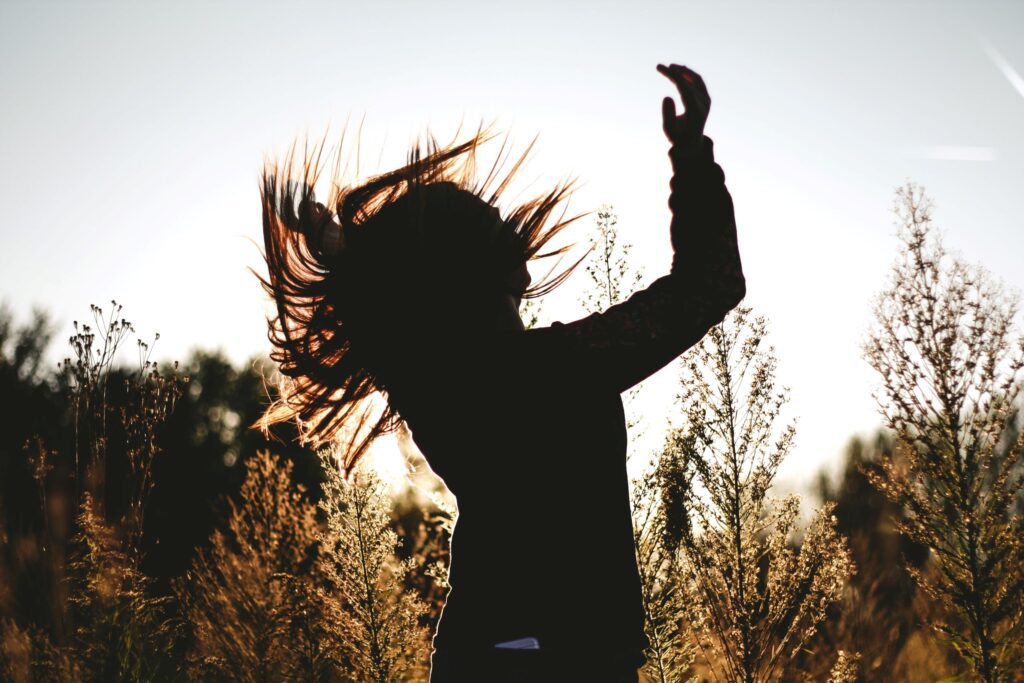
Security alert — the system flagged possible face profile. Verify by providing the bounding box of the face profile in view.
[257,127,585,467]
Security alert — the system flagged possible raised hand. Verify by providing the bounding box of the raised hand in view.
[657,63,710,154]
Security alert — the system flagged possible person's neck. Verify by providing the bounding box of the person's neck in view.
[489,295,525,332]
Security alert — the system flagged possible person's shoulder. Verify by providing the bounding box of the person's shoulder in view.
[460,323,611,379]
[461,326,561,378]
[507,322,613,392]
[503,322,572,358]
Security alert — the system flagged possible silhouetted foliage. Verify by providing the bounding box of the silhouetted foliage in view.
[2,180,1021,681]
[143,349,320,586]
[814,432,946,681]
[317,449,432,681]
[664,306,856,682]
[175,451,320,682]
[863,182,1024,682]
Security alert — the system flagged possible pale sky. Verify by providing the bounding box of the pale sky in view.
[2,0,1022,496]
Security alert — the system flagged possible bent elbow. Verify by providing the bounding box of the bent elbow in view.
[716,270,749,311]
[713,274,746,319]
[727,275,746,308]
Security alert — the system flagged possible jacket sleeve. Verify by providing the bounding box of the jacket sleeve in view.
[526,135,746,395]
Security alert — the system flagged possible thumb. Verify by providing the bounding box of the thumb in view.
[661,97,676,135]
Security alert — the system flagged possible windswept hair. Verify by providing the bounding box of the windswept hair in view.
[256,126,587,478]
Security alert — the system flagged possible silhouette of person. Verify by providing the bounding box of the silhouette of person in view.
[258,63,744,682]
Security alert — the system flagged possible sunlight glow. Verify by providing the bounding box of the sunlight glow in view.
[366,434,415,493]
[902,145,997,161]
[982,38,1024,102]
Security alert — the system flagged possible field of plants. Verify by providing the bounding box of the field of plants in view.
[1,183,1021,682]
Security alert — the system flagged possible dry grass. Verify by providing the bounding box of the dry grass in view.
[1,182,1022,681]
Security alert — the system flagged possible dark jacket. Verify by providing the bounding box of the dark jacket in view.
[394,134,745,677]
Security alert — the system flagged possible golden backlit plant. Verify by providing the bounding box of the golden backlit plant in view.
[631,459,696,683]
[863,182,1024,682]
[68,492,182,682]
[662,305,857,682]
[175,451,321,682]
[317,448,432,682]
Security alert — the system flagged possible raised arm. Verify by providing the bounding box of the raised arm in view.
[526,64,746,395]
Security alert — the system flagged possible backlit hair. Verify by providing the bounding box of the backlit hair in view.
[256,126,587,478]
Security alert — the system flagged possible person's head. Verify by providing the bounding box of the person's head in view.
[256,127,586,476]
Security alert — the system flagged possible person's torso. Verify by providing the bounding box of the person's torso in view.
[393,329,648,664]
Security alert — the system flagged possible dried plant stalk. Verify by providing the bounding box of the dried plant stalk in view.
[317,448,431,682]
[863,182,1024,682]
[664,306,855,682]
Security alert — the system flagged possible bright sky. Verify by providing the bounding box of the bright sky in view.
[2,0,1022,496]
